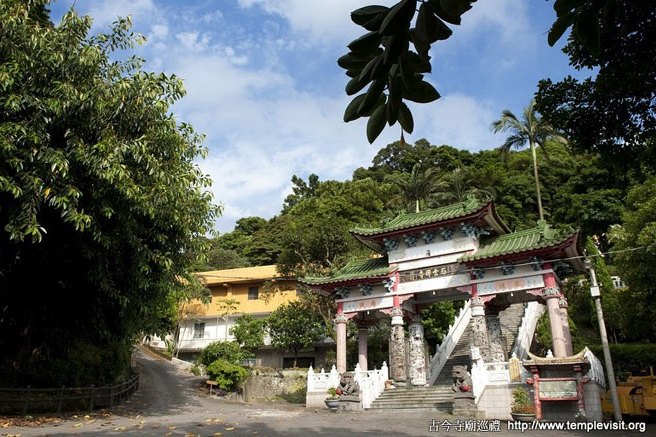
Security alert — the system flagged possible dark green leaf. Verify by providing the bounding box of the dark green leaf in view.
[367,103,387,143]
[357,79,386,116]
[398,102,414,133]
[343,94,367,122]
[548,14,574,47]
[351,5,390,26]
[553,0,585,14]
[404,79,440,103]
[345,74,370,96]
[348,31,382,54]
[415,2,453,44]
[363,13,386,31]
[337,53,370,70]
[387,74,403,124]
[383,34,409,66]
[380,0,417,36]
[358,54,384,82]
[429,0,473,25]
[574,7,600,56]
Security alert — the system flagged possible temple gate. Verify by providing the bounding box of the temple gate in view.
[302,197,586,387]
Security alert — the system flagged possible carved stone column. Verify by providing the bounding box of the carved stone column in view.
[485,307,505,362]
[469,296,491,361]
[389,307,407,385]
[559,297,574,356]
[358,327,368,371]
[408,315,427,386]
[542,286,567,358]
[335,313,348,374]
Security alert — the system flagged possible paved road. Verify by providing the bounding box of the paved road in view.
[3,348,652,436]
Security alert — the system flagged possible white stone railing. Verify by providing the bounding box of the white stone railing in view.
[470,354,510,403]
[584,347,606,388]
[427,300,471,385]
[511,301,545,359]
[306,364,340,393]
[353,362,389,409]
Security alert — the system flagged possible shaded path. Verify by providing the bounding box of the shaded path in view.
[4,348,653,436]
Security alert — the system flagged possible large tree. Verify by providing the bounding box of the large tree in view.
[267,301,324,368]
[491,100,568,221]
[0,1,218,386]
[537,1,656,173]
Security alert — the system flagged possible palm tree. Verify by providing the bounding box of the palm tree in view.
[491,99,568,221]
[390,163,445,213]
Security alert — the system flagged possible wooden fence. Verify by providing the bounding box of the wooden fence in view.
[0,372,139,415]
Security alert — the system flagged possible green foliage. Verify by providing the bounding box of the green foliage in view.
[511,387,534,414]
[538,1,656,173]
[1,341,132,388]
[276,175,394,277]
[206,359,250,391]
[421,300,460,343]
[196,341,253,368]
[587,343,656,378]
[0,1,218,386]
[608,177,656,340]
[492,100,568,221]
[267,301,324,367]
[230,314,267,351]
[326,386,339,400]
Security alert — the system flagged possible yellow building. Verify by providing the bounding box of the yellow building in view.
[170,265,323,368]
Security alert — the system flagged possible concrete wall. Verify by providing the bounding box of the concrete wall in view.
[242,369,306,403]
[477,383,515,420]
[584,382,604,422]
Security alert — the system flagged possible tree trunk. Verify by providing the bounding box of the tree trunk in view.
[293,349,298,368]
[530,141,544,221]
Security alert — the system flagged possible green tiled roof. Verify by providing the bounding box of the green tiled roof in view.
[350,196,487,237]
[459,222,577,263]
[301,257,393,286]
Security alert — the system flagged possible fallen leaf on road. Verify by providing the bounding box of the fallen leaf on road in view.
[213,433,222,436]
[73,423,83,428]
[86,419,96,424]
[225,427,234,431]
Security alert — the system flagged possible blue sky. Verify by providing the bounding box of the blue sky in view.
[49,0,591,233]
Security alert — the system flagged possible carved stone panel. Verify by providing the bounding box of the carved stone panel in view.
[389,324,407,383]
[408,318,426,386]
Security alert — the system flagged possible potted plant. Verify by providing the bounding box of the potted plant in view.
[324,387,339,409]
[510,388,535,421]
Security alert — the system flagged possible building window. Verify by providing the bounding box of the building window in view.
[193,322,205,339]
[248,287,259,300]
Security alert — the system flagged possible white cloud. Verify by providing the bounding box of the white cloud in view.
[85,0,157,29]
[412,94,498,151]
[238,0,396,44]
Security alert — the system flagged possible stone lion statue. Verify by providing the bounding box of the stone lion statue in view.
[451,365,472,392]
[337,374,359,396]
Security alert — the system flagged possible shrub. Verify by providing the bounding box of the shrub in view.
[196,341,253,367]
[511,388,534,414]
[206,359,250,391]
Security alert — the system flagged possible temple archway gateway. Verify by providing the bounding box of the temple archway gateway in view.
[301,197,585,385]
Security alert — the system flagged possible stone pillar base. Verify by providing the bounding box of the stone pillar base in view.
[338,396,363,411]
[452,392,484,418]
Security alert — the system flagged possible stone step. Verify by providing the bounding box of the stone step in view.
[376,391,453,399]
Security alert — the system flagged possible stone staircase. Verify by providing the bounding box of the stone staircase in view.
[433,326,472,388]
[367,303,530,412]
[499,303,528,358]
[368,385,454,412]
